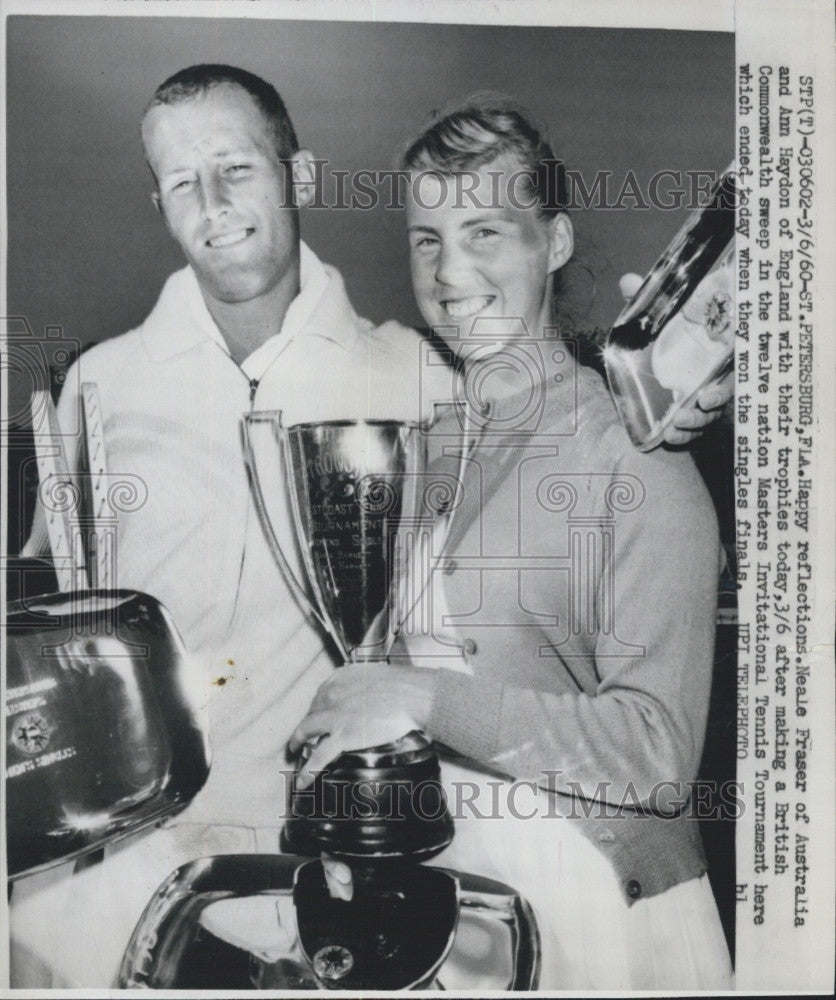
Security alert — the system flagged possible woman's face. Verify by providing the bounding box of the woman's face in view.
[406,154,573,358]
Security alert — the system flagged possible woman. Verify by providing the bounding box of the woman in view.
[292,95,734,990]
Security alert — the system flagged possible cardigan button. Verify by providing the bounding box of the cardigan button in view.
[626,879,642,899]
[462,638,478,656]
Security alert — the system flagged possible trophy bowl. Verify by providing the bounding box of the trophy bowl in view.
[118,854,540,990]
[243,412,467,860]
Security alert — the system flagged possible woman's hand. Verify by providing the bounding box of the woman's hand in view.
[619,271,733,446]
[662,375,732,445]
[288,662,436,789]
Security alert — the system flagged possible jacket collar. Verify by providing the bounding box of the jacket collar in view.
[140,242,361,365]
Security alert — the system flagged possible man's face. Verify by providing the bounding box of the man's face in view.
[406,156,572,357]
[142,83,305,306]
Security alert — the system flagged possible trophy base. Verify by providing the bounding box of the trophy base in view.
[293,859,458,988]
[119,854,541,990]
[285,734,453,860]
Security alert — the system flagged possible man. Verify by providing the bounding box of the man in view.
[12,65,728,986]
[11,63,443,988]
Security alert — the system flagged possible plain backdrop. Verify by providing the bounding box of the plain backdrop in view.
[4,13,737,955]
[6,15,733,421]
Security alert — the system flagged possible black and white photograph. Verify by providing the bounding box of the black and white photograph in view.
[1,0,833,994]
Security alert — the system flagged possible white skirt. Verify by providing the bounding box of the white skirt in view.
[433,760,734,991]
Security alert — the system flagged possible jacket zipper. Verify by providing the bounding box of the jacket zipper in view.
[227,373,260,635]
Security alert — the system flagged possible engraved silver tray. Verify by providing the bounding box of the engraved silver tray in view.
[6,589,210,879]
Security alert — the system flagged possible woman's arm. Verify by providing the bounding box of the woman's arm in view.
[291,437,720,810]
[426,438,720,807]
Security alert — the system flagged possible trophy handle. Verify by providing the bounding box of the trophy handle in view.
[241,411,332,639]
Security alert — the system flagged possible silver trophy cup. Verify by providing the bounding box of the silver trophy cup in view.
[117,410,543,990]
[242,409,467,859]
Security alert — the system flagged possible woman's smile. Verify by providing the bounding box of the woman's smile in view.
[406,155,573,355]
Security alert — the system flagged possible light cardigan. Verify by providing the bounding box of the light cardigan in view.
[408,346,722,905]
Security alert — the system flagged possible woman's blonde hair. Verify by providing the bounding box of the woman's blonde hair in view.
[399,93,568,218]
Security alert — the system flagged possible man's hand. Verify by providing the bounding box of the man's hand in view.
[288,663,436,789]
[619,271,733,447]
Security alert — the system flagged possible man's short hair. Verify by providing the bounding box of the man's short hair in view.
[145,64,299,159]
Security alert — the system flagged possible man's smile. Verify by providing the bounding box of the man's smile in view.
[440,295,495,319]
[205,228,255,249]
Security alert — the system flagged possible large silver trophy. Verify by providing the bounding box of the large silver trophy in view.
[242,408,467,859]
[118,411,543,990]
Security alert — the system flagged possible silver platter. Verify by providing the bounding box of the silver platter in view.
[119,854,540,990]
[6,588,210,879]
